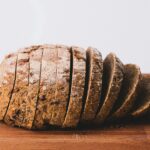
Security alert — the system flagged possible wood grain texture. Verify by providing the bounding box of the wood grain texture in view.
[0,121,149,150]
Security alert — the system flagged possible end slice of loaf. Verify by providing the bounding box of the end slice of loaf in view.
[0,53,17,120]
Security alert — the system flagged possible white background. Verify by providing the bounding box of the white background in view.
[0,0,150,72]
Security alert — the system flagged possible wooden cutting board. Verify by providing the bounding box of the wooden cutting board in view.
[0,120,150,150]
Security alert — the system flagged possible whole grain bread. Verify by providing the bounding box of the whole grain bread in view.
[110,64,141,119]
[0,53,17,120]
[63,46,86,128]
[4,51,29,126]
[0,44,149,130]
[95,53,124,124]
[80,47,103,123]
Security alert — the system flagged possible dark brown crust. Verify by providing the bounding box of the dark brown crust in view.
[131,74,150,117]
[50,45,71,126]
[4,52,29,127]
[95,53,124,124]
[21,47,43,129]
[63,46,86,128]
[33,45,57,129]
[110,64,141,119]
[81,47,103,122]
[0,53,17,120]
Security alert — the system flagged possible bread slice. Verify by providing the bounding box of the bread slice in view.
[4,51,29,126]
[131,74,150,117]
[50,45,71,126]
[63,46,86,128]
[33,45,57,129]
[21,46,43,129]
[80,47,103,122]
[0,53,17,120]
[110,64,141,119]
[95,53,124,124]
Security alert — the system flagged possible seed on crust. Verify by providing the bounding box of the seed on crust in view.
[131,74,150,117]
[21,48,43,129]
[4,52,29,127]
[63,46,86,128]
[0,53,17,120]
[95,53,124,124]
[110,64,141,119]
[50,45,71,126]
[80,47,103,123]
